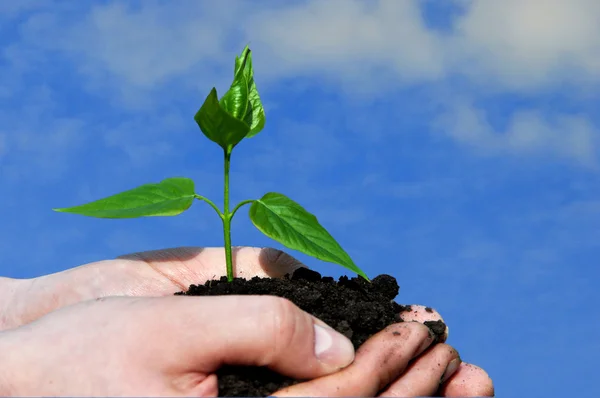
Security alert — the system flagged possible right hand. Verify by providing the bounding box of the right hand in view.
[0,293,356,396]
[0,292,480,397]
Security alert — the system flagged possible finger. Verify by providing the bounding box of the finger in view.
[136,295,355,380]
[438,363,495,397]
[273,322,435,397]
[117,246,305,289]
[378,343,460,397]
[399,304,449,342]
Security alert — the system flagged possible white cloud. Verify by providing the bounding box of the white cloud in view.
[4,0,600,167]
[32,1,247,104]
[11,0,600,94]
[63,2,228,88]
[451,0,600,91]
[247,0,444,91]
[434,100,599,167]
[15,1,443,97]
[247,0,600,92]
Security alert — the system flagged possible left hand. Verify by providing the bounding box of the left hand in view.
[2,246,493,396]
[3,247,303,329]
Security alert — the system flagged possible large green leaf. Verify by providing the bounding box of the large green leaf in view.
[234,46,265,138]
[249,192,369,280]
[195,88,251,150]
[53,177,197,218]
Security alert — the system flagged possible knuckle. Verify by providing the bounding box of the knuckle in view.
[381,321,431,346]
[259,296,303,362]
[432,343,460,360]
[262,247,286,265]
[263,247,302,269]
[401,321,432,340]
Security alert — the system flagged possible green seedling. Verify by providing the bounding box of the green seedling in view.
[53,46,369,282]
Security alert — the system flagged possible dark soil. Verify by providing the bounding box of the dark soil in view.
[176,267,446,396]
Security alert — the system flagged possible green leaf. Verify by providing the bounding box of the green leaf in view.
[234,46,266,138]
[249,192,369,281]
[220,53,249,120]
[233,46,250,76]
[53,177,197,219]
[195,87,251,150]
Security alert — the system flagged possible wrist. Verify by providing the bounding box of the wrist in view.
[1,266,105,331]
[0,329,18,396]
[0,277,31,332]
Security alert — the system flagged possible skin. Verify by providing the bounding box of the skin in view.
[0,246,494,397]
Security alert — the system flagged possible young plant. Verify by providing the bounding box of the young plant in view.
[54,46,369,282]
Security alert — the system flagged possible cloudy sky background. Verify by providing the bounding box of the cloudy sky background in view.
[1,0,599,396]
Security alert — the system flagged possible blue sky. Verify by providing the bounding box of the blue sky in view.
[1,0,598,396]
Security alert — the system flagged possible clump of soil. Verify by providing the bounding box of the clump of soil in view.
[177,267,446,396]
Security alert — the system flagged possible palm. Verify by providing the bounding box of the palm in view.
[20,247,300,327]
[110,246,302,295]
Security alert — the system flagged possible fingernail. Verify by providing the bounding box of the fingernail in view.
[415,328,436,356]
[313,322,355,370]
[441,358,461,384]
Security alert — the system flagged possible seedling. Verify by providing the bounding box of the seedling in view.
[54,46,369,282]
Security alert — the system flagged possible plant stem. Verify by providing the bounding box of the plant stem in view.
[222,147,234,281]
[193,195,224,220]
[230,199,255,219]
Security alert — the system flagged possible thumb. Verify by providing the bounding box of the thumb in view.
[145,295,355,379]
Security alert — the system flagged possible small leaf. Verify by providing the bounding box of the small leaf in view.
[235,46,266,138]
[195,88,251,150]
[220,53,250,120]
[249,192,369,281]
[234,46,251,76]
[53,177,197,218]
[244,74,266,137]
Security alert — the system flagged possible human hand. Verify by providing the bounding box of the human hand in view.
[276,307,494,397]
[3,247,305,330]
[2,247,493,396]
[0,293,357,396]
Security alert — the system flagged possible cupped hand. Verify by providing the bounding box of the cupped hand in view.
[3,247,494,396]
[0,293,356,396]
[4,247,301,328]
[277,309,494,397]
